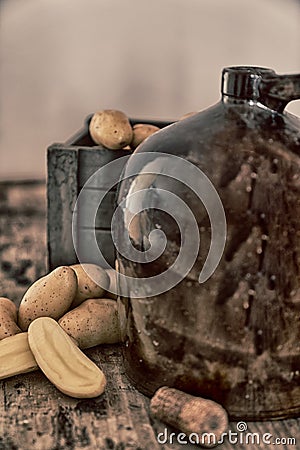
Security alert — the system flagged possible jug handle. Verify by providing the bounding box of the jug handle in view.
[259,73,300,113]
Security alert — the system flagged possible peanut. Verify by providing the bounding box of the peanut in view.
[18,266,77,330]
[28,317,106,398]
[59,299,120,349]
[0,297,22,340]
[0,332,38,380]
[150,387,228,448]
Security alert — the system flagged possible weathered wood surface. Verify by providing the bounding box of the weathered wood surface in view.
[0,181,299,450]
[47,146,79,270]
[0,181,47,303]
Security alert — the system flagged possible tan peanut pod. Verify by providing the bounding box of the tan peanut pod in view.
[89,110,133,149]
[58,299,120,349]
[150,387,228,448]
[130,123,160,150]
[70,264,110,308]
[0,333,38,380]
[0,297,22,339]
[28,317,106,398]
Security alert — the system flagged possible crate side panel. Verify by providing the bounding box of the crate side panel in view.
[47,145,79,270]
[78,148,131,189]
[76,228,115,268]
[76,188,116,229]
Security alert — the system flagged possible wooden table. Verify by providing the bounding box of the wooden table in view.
[0,181,299,450]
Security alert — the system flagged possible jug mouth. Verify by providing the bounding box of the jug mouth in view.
[222,66,276,99]
[223,66,275,74]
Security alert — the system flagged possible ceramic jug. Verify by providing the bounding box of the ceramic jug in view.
[116,66,300,420]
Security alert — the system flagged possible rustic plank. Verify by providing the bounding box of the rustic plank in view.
[76,228,115,268]
[78,148,130,189]
[76,188,116,229]
[0,181,46,304]
[47,146,79,270]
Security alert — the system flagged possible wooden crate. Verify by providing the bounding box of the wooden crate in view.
[47,116,171,271]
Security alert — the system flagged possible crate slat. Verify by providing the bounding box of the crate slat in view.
[47,145,79,270]
[76,188,116,229]
[78,147,130,188]
[76,228,115,268]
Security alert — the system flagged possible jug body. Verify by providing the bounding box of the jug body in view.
[116,67,300,420]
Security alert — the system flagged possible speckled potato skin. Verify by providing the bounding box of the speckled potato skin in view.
[58,299,120,349]
[18,266,77,331]
[89,110,133,149]
[130,123,160,150]
[70,264,110,308]
[0,297,22,340]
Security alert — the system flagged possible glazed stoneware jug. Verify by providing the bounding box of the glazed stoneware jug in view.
[116,66,300,420]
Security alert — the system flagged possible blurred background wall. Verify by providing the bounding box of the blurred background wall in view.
[0,0,300,180]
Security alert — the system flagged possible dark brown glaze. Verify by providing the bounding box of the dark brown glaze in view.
[117,67,300,420]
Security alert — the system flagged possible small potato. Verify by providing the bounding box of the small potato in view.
[130,123,160,150]
[70,264,110,308]
[59,299,120,349]
[18,266,77,331]
[0,332,38,380]
[89,109,133,149]
[28,317,106,398]
[0,297,22,340]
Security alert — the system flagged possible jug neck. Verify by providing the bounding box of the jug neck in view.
[221,66,300,113]
[221,66,274,107]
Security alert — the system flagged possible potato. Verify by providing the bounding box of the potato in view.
[28,317,106,398]
[18,266,77,331]
[89,109,133,149]
[130,123,160,150]
[70,264,110,308]
[58,299,120,349]
[0,297,22,340]
[0,332,38,380]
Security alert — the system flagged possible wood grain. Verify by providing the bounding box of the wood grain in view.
[0,181,299,449]
[47,146,79,270]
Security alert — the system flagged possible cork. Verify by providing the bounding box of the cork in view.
[150,386,228,448]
